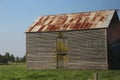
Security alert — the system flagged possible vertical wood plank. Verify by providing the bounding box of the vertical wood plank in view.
[94,73,98,80]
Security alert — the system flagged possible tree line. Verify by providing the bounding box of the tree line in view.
[0,52,26,65]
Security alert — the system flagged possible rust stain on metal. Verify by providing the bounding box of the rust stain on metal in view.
[26,10,115,32]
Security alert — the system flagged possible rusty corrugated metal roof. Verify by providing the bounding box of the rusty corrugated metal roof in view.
[26,10,116,32]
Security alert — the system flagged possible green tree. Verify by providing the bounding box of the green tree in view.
[15,56,21,63]
[0,55,8,65]
[22,55,26,63]
[5,52,10,62]
[0,54,2,64]
[10,54,15,62]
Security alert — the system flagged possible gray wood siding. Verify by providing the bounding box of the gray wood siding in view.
[26,33,57,69]
[26,29,108,69]
[66,29,108,69]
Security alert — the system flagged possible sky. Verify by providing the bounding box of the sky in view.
[0,0,120,57]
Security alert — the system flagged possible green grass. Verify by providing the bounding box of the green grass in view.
[0,64,120,80]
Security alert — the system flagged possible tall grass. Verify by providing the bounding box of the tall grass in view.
[0,64,120,80]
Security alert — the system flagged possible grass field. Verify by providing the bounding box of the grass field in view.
[0,64,120,80]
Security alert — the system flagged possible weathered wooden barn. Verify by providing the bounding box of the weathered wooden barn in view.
[26,9,120,70]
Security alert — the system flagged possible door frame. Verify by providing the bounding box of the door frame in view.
[57,53,69,69]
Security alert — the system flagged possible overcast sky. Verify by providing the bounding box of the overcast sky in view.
[0,0,120,57]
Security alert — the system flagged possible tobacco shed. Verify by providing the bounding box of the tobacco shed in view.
[26,9,120,70]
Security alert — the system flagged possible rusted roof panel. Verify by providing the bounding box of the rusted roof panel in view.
[26,10,115,32]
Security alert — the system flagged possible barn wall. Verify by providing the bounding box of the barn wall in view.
[107,23,120,44]
[26,29,108,70]
[106,12,120,69]
[26,32,57,69]
[107,23,120,69]
[107,10,120,44]
[64,29,108,69]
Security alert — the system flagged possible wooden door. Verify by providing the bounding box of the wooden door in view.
[57,54,68,68]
